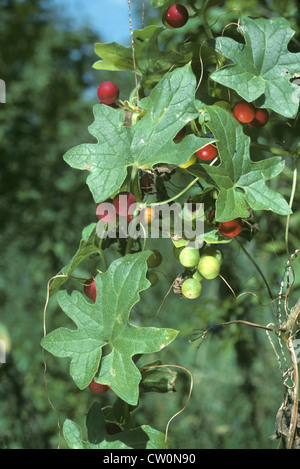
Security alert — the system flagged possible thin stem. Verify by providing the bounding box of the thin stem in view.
[125,166,141,256]
[200,0,222,97]
[250,141,291,157]
[98,248,108,271]
[235,238,273,300]
[191,320,276,344]
[130,165,140,201]
[127,0,139,107]
[200,0,214,40]
[146,177,199,207]
[124,236,134,256]
[285,164,297,258]
[216,320,275,334]
[234,237,278,327]
[94,234,108,271]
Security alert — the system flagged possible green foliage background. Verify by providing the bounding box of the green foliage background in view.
[0,0,299,449]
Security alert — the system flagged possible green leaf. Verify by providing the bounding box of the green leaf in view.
[49,223,98,297]
[203,229,232,244]
[41,252,178,405]
[63,414,171,450]
[63,419,85,449]
[64,64,209,203]
[93,26,192,85]
[188,106,292,222]
[209,17,300,118]
[86,402,106,445]
[139,360,177,394]
[149,0,169,7]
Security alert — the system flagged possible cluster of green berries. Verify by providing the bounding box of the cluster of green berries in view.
[174,243,222,300]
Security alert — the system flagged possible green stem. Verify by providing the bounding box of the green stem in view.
[125,166,141,256]
[124,236,134,256]
[98,248,108,272]
[130,165,141,202]
[285,164,297,258]
[200,0,214,40]
[234,237,278,326]
[197,0,221,97]
[250,141,291,157]
[145,177,200,207]
[94,235,108,271]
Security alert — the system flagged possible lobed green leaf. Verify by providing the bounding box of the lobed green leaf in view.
[93,26,192,86]
[209,17,300,118]
[188,106,292,222]
[41,252,178,405]
[63,64,210,202]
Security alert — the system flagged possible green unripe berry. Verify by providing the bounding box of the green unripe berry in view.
[179,247,200,268]
[197,256,220,280]
[181,278,202,299]
[147,249,162,268]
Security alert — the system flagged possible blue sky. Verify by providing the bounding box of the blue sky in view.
[49,0,149,45]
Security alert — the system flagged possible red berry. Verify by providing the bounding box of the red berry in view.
[84,278,97,302]
[196,144,218,161]
[233,101,256,123]
[249,108,269,128]
[112,192,137,220]
[97,81,119,105]
[218,218,242,238]
[164,4,189,29]
[88,379,109,395]
[96,199,116,223]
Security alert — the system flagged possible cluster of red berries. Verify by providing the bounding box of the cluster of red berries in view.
[96,191,137,224]
[96,189,157,228]
[232,100,269,128]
